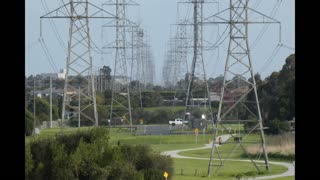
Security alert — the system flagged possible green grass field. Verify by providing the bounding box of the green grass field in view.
[143,106,185,112]
[178,134,261,159]
[267,176,294,180]
[171,158,288,180]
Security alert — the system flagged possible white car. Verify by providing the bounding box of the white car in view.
[169,118,188,126]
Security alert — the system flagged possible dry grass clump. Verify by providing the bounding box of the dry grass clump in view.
[246,133,295,160]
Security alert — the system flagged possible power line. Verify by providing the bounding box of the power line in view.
[259,43,281,75]
[41,0,68,54]
[39,37,60,74]
[250,0,282,50]
[45,0,104,55]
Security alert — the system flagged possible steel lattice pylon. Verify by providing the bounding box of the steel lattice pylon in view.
[40,0,117,129]
[173,20,189,103]
[140,31,154,90]
[130,28,143,108]
[109,0,133,130]
[206,0,279,176]
[184,0,214,128]
[62,1,98,127]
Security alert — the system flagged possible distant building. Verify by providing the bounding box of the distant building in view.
[30,87,77,99]
[112,75,128,85]
[209,92,220,101]
[229,86,249,97]
[33,88,63,98]
[57,69,67,79]
[111,76,129,91]
[40,69,66,80]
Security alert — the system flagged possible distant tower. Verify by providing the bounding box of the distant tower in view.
[173,20,189,103]
[130,28,144,108]
[143,32,155,89]
[109,0,133,130]
[184,0,213,126]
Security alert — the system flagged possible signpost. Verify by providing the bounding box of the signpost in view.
[194,128,199,144]
[164,171,168,180]
[139,118,144,125]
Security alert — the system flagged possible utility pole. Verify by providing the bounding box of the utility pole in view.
[41,0,116,132]
[78,86,81,128]
[33,78,36,135]
[50,75,52,128]
[206,0,280,176]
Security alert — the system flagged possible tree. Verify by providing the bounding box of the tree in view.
[100,65,112,90]
[26,128,173,179]
[25,143,34,177]
[141,92,164,107]
[153,85,163,91]
[265,119,290,134]
[27,97,59,125]
[96,92,105,105]
[277,54,295,120]
[25,108,34,136]
[51,142,74,179]
[207,75,224,92]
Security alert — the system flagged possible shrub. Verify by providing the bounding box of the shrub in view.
[26,128,174,179]
[51,142,74,179]
[25,143,34,178]
[265,119,290,134]
[25,109,34,136]
[29,138,54,179]
[245,133,295,161]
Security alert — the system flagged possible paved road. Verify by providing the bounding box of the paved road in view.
[161,134,294,179]
[135,124,195,135]
[136,125,172,135]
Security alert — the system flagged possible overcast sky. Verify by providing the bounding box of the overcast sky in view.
[26,0,295,85]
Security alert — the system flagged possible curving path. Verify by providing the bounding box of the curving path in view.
[161,134,294,179]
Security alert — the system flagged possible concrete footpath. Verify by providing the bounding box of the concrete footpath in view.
[161,134,294,179]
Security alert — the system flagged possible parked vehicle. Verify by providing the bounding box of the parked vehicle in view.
[169,118,188,126]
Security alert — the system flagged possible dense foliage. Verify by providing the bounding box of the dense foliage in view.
[257,54,295,134]
[26,128,173,180]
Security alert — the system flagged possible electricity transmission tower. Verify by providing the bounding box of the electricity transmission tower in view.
[206,0,280,176]
[142,32,155,89]
[162,38,176,89]
[130,28,144,108]
[183,0,214,127]
[102,0,139,131]
[172,20,189,104]
[41,0,115,129]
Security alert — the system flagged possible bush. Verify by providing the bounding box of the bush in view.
[25,109,34,136]
[29,138,54,179]
[55,127,110,154]
[26,128,174,180]
[143,168,164,180]
[265,119,290,134]
[25,144,34,178]
[51,142,74,180]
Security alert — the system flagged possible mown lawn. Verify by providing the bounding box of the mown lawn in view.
[171,158,288,180]
[267,176,294,180]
